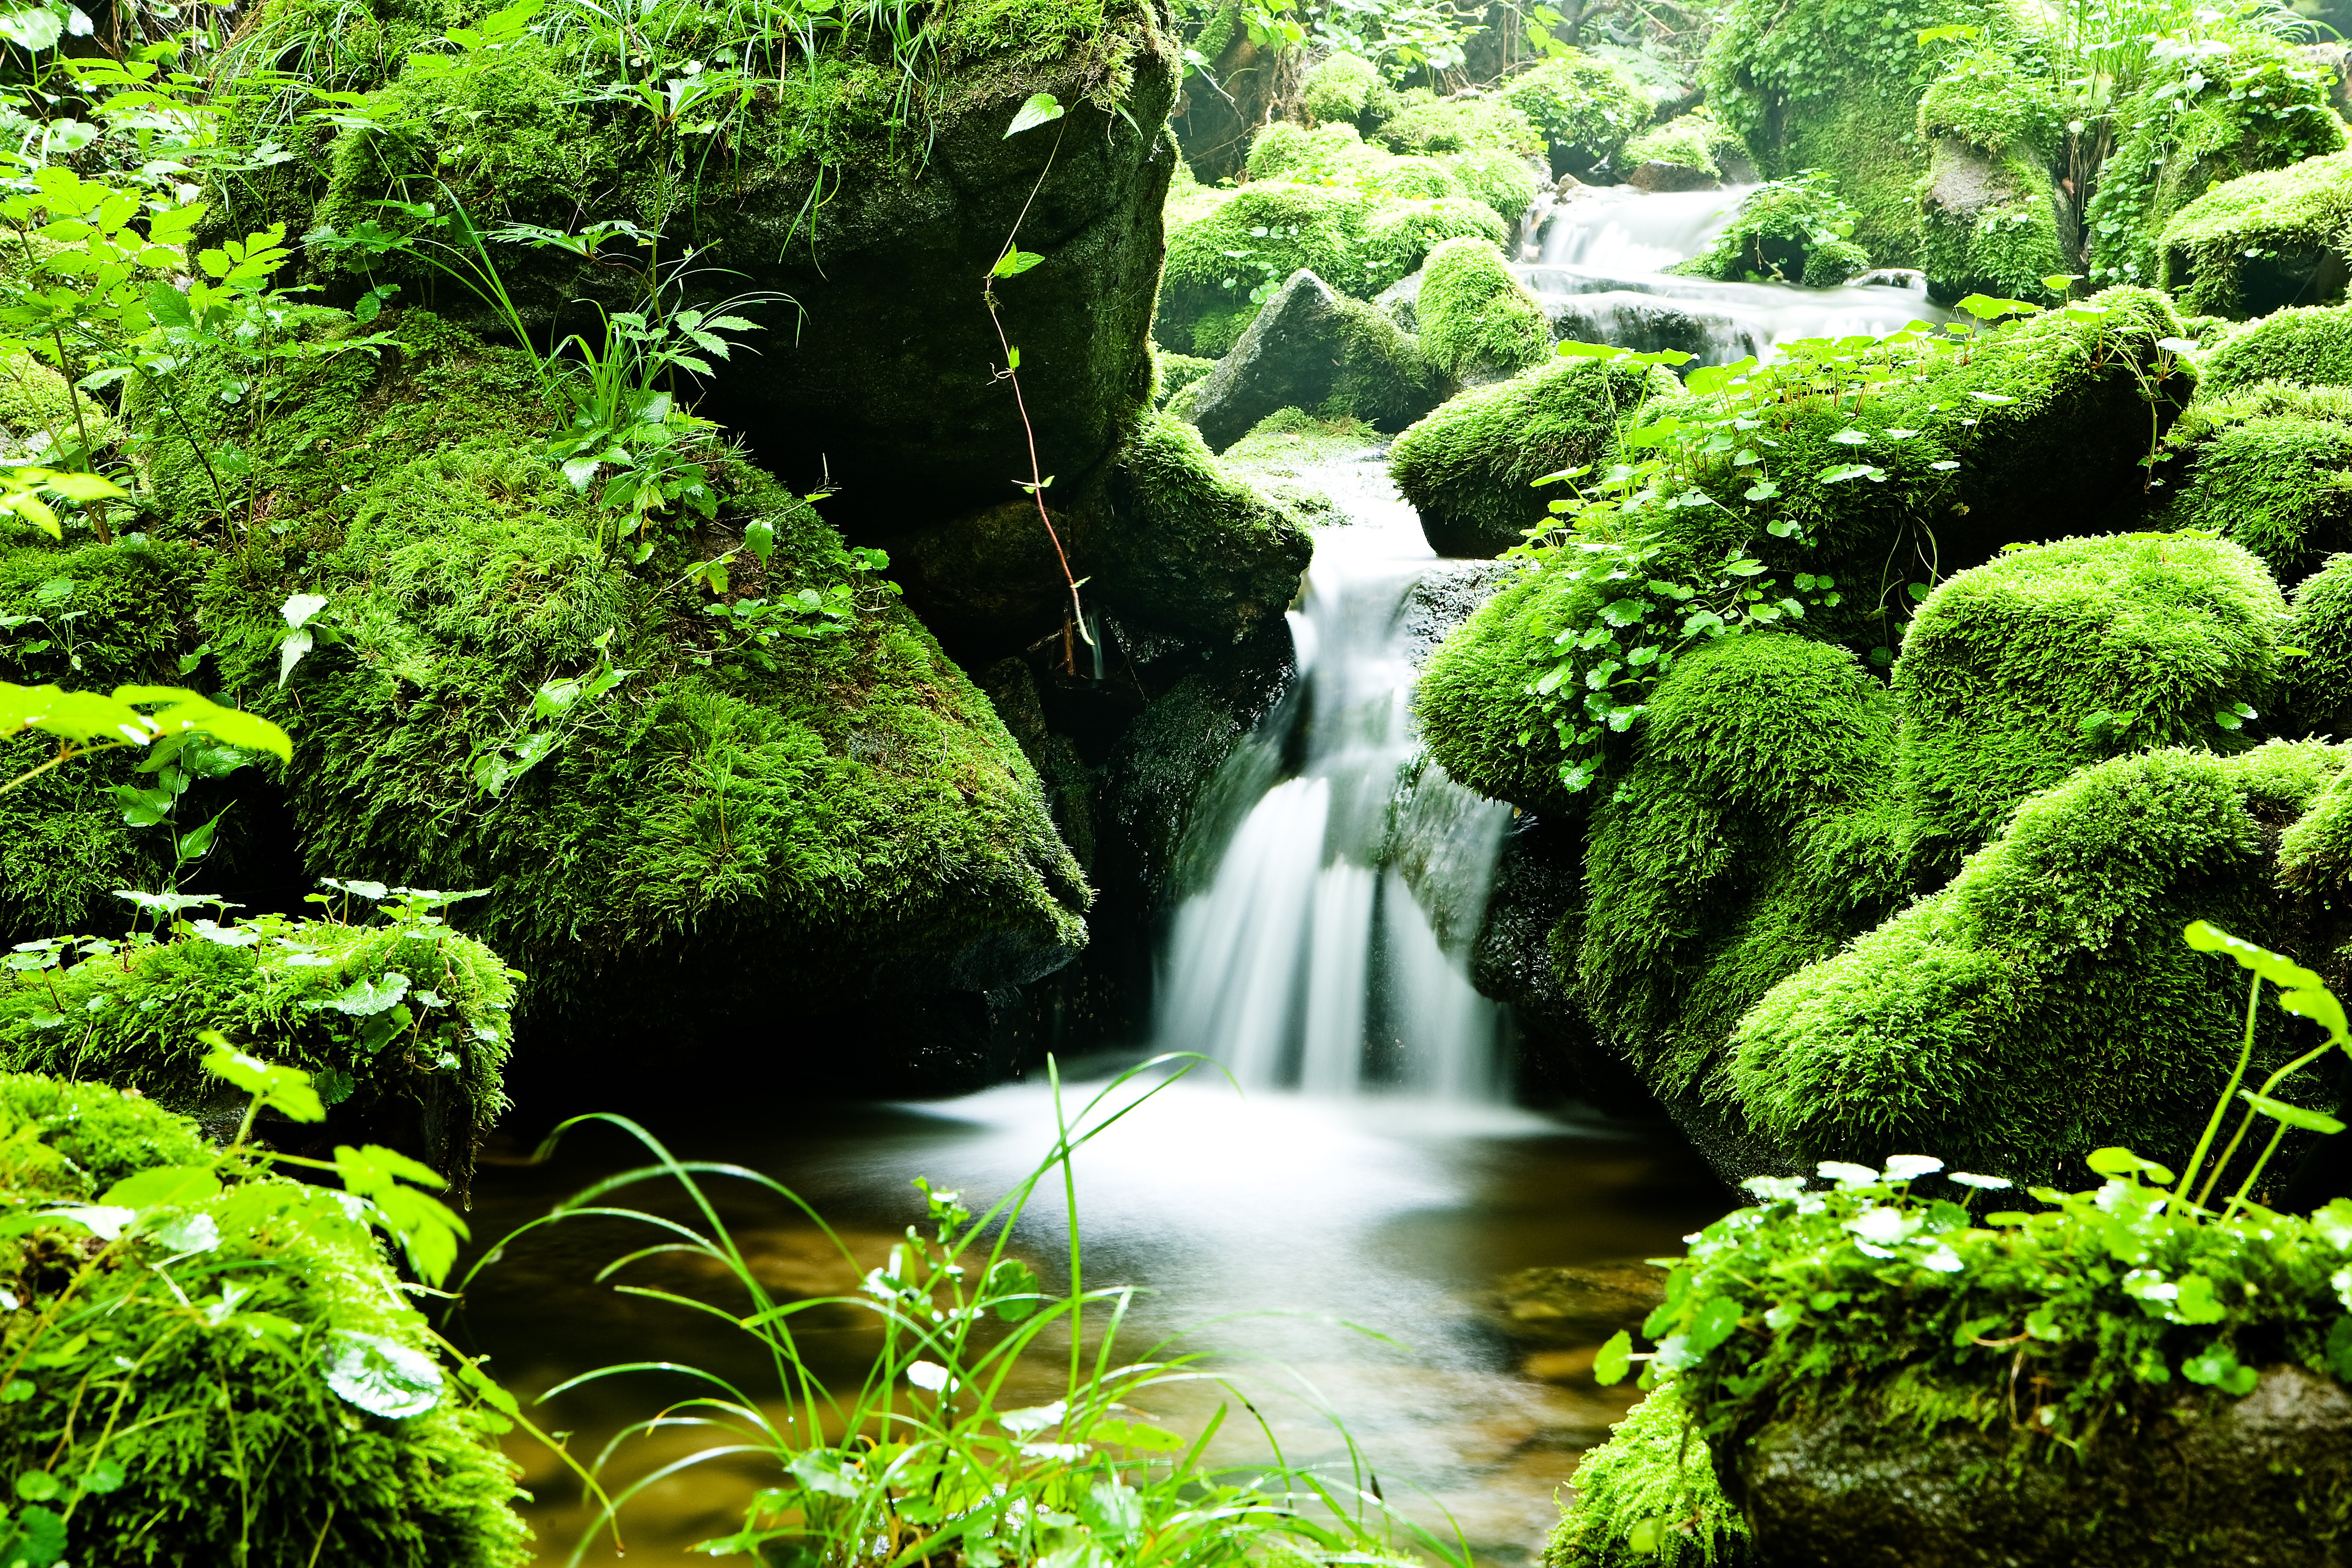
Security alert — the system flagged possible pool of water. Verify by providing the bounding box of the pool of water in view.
[452,1067,1726,1566]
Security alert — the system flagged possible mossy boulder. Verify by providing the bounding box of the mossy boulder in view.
[2284,550,2352,736]
[1415,237,1552,383]
[1546,1380,1749,1568]
[1373,90,1544,160]
[2197,303,2352,397]
[2161,381,2352,587]
[130,309,1089,1047]
[1915,53,2072,305]
[1159,183,1377,356]
[1730,741,2339,1185]
[1672,174,1871,289]
[2161,150,2352,318]
[1180,269,1447,451]
[1299,50,1396,132]
[1892,533,2289,870]
[1498,53,1654,180]
[0,1072,528,1565]
[1390,353,1678,558]
[1703,0,2021,266]
[1621,107,1751,191]
[2094,40,2348,299]
[216,0,1180,536]
[0,910,515,1195]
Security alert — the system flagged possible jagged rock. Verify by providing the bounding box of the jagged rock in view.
[1182,269,1450,452]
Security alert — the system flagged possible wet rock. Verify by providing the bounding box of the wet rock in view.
[1492,1262,1669,1347]
[1919,136,2072,306]
[1727,1365,2352,1567]
[1183,269,1450,453]
[1538,290,1730,361]
[1625,160,1722,192]
[1402,559,1519,667]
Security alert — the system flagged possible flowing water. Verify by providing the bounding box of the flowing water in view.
[456,179,1930,1566]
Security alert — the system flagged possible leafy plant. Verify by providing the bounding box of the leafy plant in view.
[0,681,289,795]
[467,629,629,798]
[474,1058,1454,1568]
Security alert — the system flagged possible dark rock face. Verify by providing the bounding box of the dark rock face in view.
[1727,1367,2352,1567]
[1184,269,1451,452]
[1626,161,1722,192]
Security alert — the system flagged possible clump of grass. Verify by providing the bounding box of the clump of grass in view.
[478,1056,1461,1568]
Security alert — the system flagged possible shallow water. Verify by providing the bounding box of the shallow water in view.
[457,1075,1725,1566]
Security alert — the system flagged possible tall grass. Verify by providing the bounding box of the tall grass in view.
[467,1056,1467,1568]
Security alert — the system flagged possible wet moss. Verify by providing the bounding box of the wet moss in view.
[1672,174,1870,288]
[0,1070,529,1567]
[1300,50,1381,126]
[2284,550,2352,737]
[1892,533,2287,870]
[1415,237,1551,382]
[1157,183,1375,355]
[1621,108,1745,183]
[1547,1381,1752,1568]
[1730,741,2343,1184]
[2198,303,2352,397]
[2160,389,2352,586]
[1500,53,1653,178]
[1916,48,2064,158]
[1088,411,1313,638]
[1390,353,1678,557]
[2095,41,2347,298]
[1372,92,1543,159]
[2160,151,2352,319]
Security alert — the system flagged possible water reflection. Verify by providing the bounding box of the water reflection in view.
[457,1074,1724,1566]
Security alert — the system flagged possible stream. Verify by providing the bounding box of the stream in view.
[456,180,1914,1567]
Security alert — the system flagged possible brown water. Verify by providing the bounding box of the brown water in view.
[451,1065,1726,1566]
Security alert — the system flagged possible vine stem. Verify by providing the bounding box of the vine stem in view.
[982,116,1091,670]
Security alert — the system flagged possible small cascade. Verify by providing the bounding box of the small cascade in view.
[1155,463,1511,1099]
[1513,181,1946,362]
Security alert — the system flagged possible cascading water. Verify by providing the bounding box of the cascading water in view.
[1155,457,1513,1098]
[1515,181,1947,360]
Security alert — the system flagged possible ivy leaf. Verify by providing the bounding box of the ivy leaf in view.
[1003,91,1064,138]
[322,1329,443,1418]
[1593,1329,1632,1385]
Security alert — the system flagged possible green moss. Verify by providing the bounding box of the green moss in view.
[1361,197,1510,294]
[2160,151,2352,319]
[1674,173,1870,288]
[1621,108,1745,180]
[1220,408,1381,472]
[1373,92,1543,159]
[0,347,121,464]
[1446,144,1544,226]
[1892,533,2287,869]
[1153,347,1219,408]
[2160,396,2352,586]
[1390,354,1677,557]
[1244,120,1382,182]
[1318,294,1448,429]
[1413,290,2194,816]
[1916,48,2064,157]
[1918,145,2070,305]
[1500,53,1653,178]
[1301,50,1380,125]
[1729,740,2344,1183]
[128,310,1087,1034]
[0,1071,529,1566]
[1416,237,1551,383]
[1703,0,2021,265]
[2099,43,2350,299]
[1089,411,1312,633]
[1576,634,1905,1102]
[1546,1381,1751,1568]
[2283,550,2352,736]
[0,914,514,1195]
[1157,183,1374,354]
[0,538,212,938]
[2198,303,2352,397]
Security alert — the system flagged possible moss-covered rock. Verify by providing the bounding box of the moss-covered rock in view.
[1390,353,1678,557]
[1360,195,1513,284]
[1158,183,1376,355]
[2160,381,2352,586]
[1416,237,1552,383]
[0,1072,528,1565]
[1153,347,1219,409]
[2198,303,2352,397]
[2284,550,2352,736]
[1181,269,1447,451]
[1703,0,2020,266]
[1621,107,1749,190]
[1671,174,1871,288]
[0,345,121,464]
[1729,741,2340,1185]
[2094,40,2348,298]
[1892,533,2288,870]
[129,309,1088,1044]
[1086,411,1313,634]
[1915,52,2072,305]
[1299,49,1383,128]
[0,909,514,1195]
[2160,151,2352,319]
[1547,1381,1751,1568]
[1499,53,1654,180]
[1373,90,1544,160]
[216,0,1179,536]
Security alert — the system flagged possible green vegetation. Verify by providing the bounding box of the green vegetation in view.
[1415,237,1552,382]
[1621,108,1745,183]
[1915,53,2070,304]
[1672,174,1871,289]
[2160,386,2352,585]
[1915,48,2063,158]
[1371,91,1543,158]
[2197,304,2352,397]
[1546,1381,1749,1568]
[1499,52,1654,178]
[2160,151,2352,318]
[1300,49,1387,127]
[2285,550,2352,736]
[1390,352,1678,557]
[1892,533,2286,868]
[0,1066,529,1566]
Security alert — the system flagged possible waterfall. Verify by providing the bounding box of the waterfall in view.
[1155,458,1511,1098]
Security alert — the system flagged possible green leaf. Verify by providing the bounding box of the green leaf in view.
[1686,1295,1742,1356]
[13,1471,60,1502]
[2085,1146,2174,1184]
[2237,1089,2345,1135]
[991,249,1046,278]
[321,1329,443,1418]
[1003,92,1064,137]
[200,1038,325,1123]
[320,971,411,1018]
[1593,1328,1632,1385]
[1090,1418,1185,1451]
[100,1165,220,1209]
[2182,921,2327,990]
[80,1455,125,1495]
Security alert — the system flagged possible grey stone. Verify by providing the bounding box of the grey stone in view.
[1183,269,1450,452]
